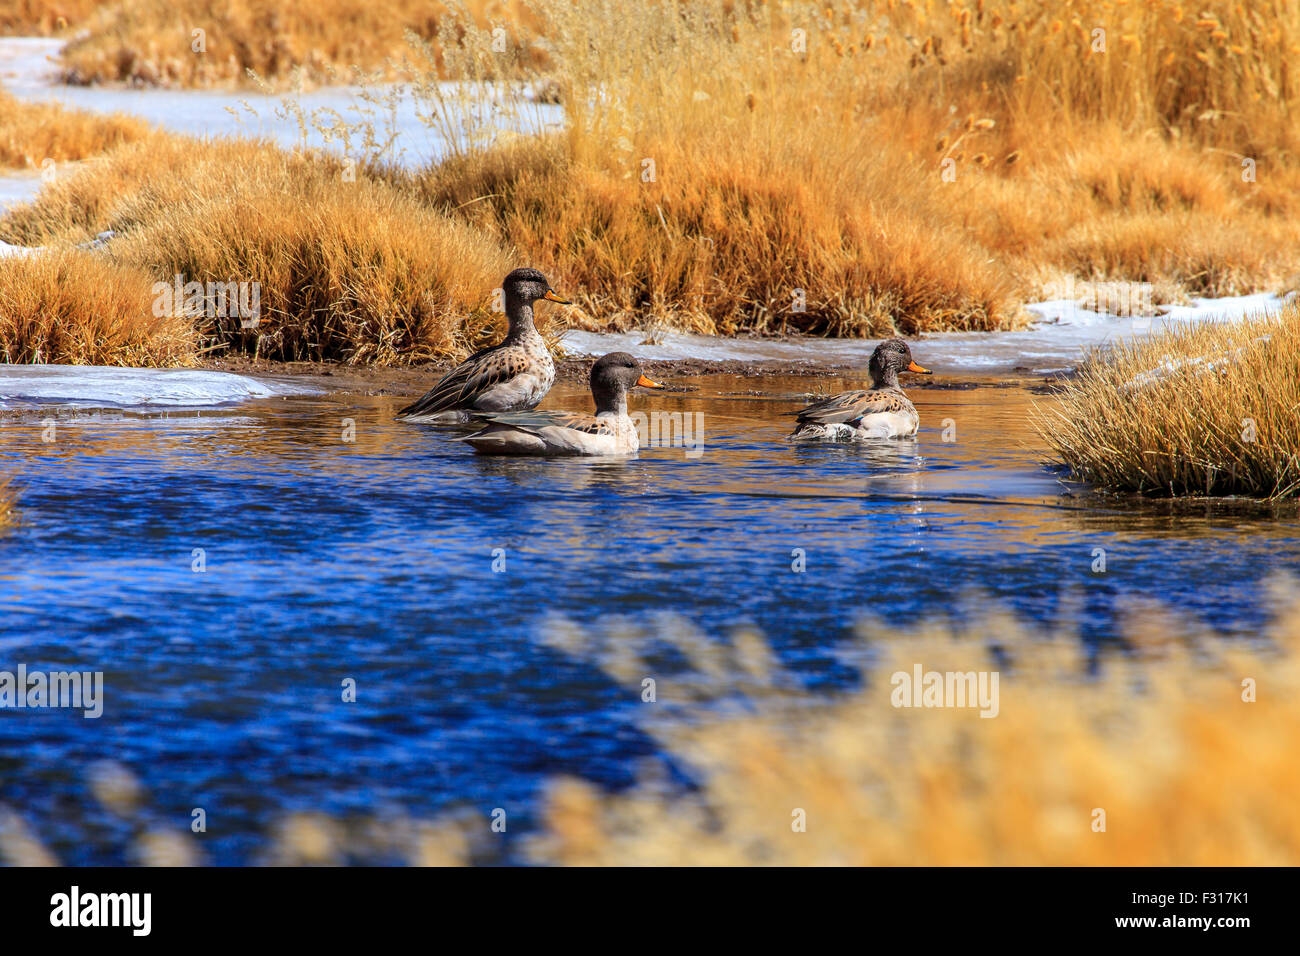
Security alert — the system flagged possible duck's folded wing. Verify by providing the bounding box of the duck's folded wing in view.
[793,389,905,425]
[467,410,614,437]
[398,344,527,417]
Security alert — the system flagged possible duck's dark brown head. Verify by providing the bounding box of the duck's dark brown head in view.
[503,268,569,306]
[869,337,931,387]
[591,351,664,413]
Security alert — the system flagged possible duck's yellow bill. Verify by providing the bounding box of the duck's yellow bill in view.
[636,374,666,389]
[907,361,932,374]
[543,290,571,304]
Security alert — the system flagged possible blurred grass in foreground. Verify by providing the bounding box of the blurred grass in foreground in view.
[3,582,1298,865]
[526,587,1300,865]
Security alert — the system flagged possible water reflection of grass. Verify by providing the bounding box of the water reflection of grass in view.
[1039,303,1300,498]
[0,478,14,530]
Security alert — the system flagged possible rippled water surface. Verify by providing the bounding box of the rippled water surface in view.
[2,369,1298,863]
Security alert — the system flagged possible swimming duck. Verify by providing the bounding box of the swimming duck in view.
[462,352,665,456]
[790,337,931,440]
[397,268,569,422]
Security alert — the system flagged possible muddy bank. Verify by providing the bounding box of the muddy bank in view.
[198,353,1052,398]
[199,354,861,397]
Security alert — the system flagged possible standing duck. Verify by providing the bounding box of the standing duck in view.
[461,352,665,456]
[397,268,569,422]
[790,338,931,440]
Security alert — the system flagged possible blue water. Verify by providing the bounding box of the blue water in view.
[2,372,1298,863]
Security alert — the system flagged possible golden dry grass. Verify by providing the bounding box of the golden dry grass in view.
[861,0,1300,295]
[0,247,194,364]
[889,0,1299,155]
[0,0,101,35]
[54,0,542,88]
[409,136,1017,336]
[1036,303,1300,498]
[0,88,150,169]
[524,584,1300,865]
[385,1,1030,335]
[1,136,513,363]
[2,0,1297,352]
[395,0,1300,332]
[0,131,176,242]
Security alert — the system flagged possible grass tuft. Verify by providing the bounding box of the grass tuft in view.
[2,136,513,363]
[1037,304,1300,498]
[409,136,1019,336]
[0,0,99,36]
[402,0,1300,325]
[0,247,194,364]
[0,88,150,170]
[53,0,543,88]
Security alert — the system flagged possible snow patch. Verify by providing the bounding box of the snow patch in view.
[0,172,45,212]
[0,365,319,409]
[1122,333,1275,391]
[0,231,115,258]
